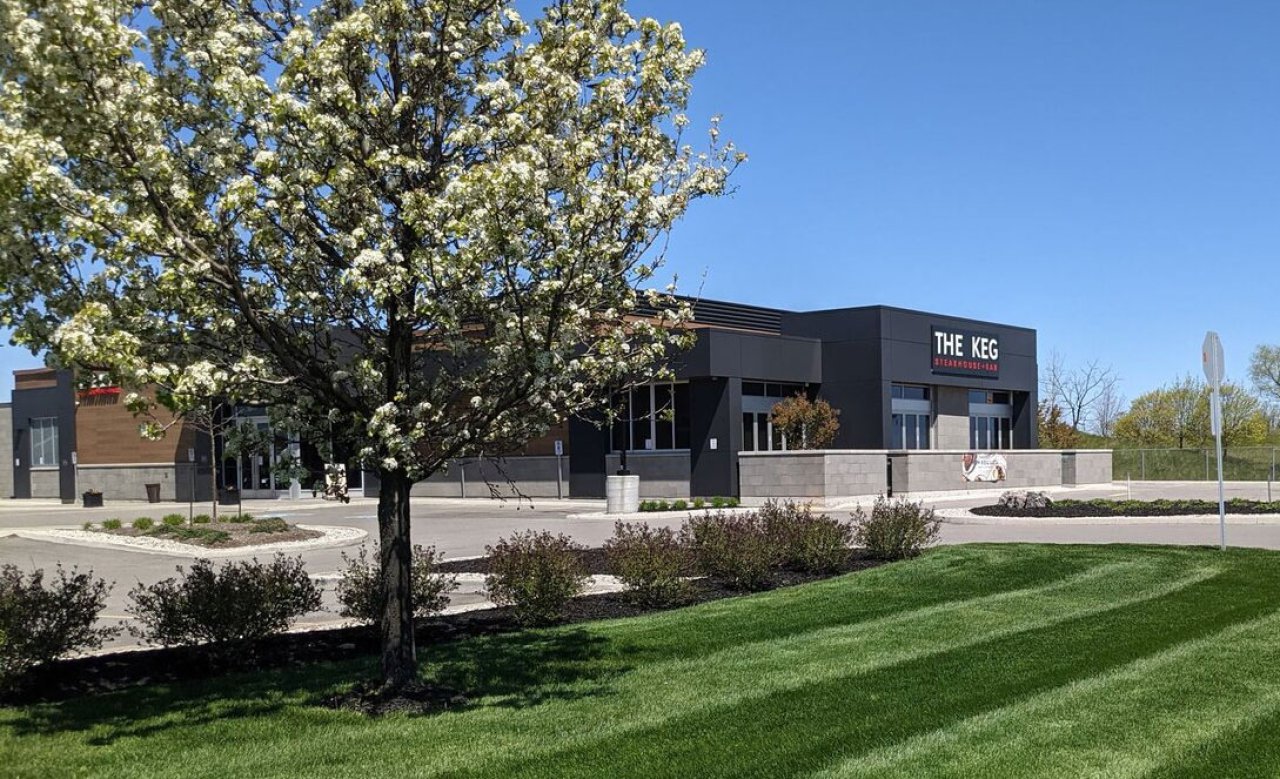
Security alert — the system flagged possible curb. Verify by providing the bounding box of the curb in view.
[6,524,369,558]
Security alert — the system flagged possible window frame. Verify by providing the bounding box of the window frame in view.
[30,417,59,468]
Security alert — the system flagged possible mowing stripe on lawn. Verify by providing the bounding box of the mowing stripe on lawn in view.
[3,547,1143,779]
[5,546,1273,779]
[463,556,1280,778]
[818,610,1280,778]
[417,559,1218,778]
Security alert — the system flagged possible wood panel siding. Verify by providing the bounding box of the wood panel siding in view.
[74,390,195,465]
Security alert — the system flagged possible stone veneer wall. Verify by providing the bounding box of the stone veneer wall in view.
[889,450,1064,494]
[743,449,1113,501]
[409,456,568,499]
[75,464,211,502]
[604,452,691,498]
[0,404,11,499]
[29,469,61,499]
[739,451,890,504]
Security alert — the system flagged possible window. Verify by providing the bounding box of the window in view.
[30,417,58,467]
[891,413,931,449]
[610,382,690,452]
[969,390,1014,449]
[890,385,932,450]
[738,381,806,452]
[892,385,931,401]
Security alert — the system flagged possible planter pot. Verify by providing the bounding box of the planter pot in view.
[605,474,640,514]
[81,492,103,508]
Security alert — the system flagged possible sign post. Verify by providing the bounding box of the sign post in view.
[1202,331,1226,550]
[554,439,564,500]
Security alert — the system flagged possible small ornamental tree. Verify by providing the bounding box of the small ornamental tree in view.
[1037,402,1079,449]
[770,395,840,450]
[0,0,741,690]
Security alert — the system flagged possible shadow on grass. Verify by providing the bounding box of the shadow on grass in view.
[427,628,628,710]
[7,628,625,743]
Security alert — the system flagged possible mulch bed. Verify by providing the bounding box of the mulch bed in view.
[971,499,1280,518]
[4,549,883,707]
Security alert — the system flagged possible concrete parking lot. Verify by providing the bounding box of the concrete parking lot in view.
[2,480,1277,649]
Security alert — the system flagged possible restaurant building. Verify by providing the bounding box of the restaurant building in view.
[1,298,1039,502]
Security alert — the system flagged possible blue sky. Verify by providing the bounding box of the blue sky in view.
[3,0,1277,403]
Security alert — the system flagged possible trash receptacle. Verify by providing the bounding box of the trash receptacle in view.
[145,483,161,503]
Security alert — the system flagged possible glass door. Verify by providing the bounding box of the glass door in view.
[237,420,278,498]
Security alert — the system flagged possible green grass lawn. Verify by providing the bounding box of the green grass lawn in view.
[8,543,1280,777]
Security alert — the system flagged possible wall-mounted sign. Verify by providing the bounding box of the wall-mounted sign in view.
[931,326,1000,379]
[962,452,1007,482]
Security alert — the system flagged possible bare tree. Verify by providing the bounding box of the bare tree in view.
[1043,352,1121,432]
[1091,382,1126,438]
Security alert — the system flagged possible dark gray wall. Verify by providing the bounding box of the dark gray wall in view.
[783,306,1038,449]
[11,370,78,502]
[689,376,742,498]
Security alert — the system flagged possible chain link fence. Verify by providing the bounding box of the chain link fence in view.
[1113,447,1280,482]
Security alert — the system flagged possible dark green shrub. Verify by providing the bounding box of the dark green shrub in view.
[758,500,852,573]
[224,513,253,524]
[852,497,940,560]
[655,500,670,512]
[127,554,321,649]
[161,513,185,527]
[335,544,458,624]
[725,497,740,508]
[484,531,588,625]
[131,517,154,531]
[692,497,706,510]
[711,496,726,509]
[605,522,691,606]
[639,500,656,512]
[0,564,118,688]
[672,499,688,511]
[682,511,779,590]
[249,517,290,534]
[192,514,212,525]
[102,519,122,530]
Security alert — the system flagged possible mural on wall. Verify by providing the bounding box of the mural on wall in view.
[963,452,1007,482]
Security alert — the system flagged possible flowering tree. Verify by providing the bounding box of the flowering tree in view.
[0,0,741,689]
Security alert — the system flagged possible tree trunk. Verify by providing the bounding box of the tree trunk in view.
[377,467,416,690]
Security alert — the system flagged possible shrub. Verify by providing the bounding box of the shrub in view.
[692,497,706,510]
[131,517,154,531]
[161,513,185,527]
[224,513,252,524]
[81,521,93,531]
[484,531,588,625]
[852,497,941,560]
[249,517,290,534]
[725,497,740,508]
[711,496,726,509]
[605,522,691,606]
[148,526,231,545]
[655,500,670,512]
[672,499,688,511]
[102,518,122,530]
[192,514,212,525]
[127,554,321,649]
[758,500,851,573]
[335,544,458,624]
[0,565,118,688]
[682,511,778,590]
[639,500,656,512]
